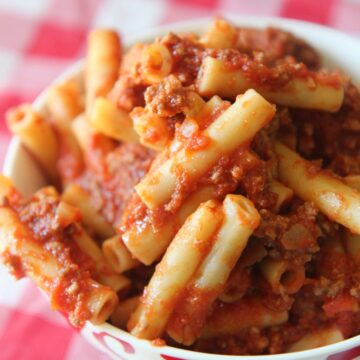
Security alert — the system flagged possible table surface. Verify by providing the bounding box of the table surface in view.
[0,0,360,359]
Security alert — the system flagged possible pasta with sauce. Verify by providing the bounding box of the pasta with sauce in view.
[2,18,360,355]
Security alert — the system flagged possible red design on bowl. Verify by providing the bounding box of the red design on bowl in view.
[93,331,135,358]
[161,355,186,360]
[328,345,360,360]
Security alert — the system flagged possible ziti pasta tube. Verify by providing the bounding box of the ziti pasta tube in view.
[62,183,115,239]
[287,327,344,352]
[128,200,223,339]
[200,18,237,49]
[111,296,140,329]
[345,232,360,264]
[71,113,115,156]
[202,296,288,338]
[197,56,344,112]
[45,83,85,184]
[70,224,130,293]
[135,89,275,209]
[6,105,58,181]
[140,43,172,84]
[30,186,129,293]
[275,141,360,235]
[46,79,84,125]
[89,97,138,143]
[0,203,117,327]
[269,180,294,212]
[102,235,140,273]
[122,185,218,265]
[260,258,305,295]
[344,175,360,191]
[166,194,260,345]
[131,106,171,151]
[85,29,121,111]
[123,149,260,265]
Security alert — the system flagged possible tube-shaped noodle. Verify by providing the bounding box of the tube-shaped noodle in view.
[71,225,130,293]
[122,186,218,265]
[128,200,223,339]
[111,296,140,329]
[269,180,294,212]
[62,184,115,239]
[197,57,344,112]
[89,97,138,143]
[102,235,140,273]
[275,141,360,235]
[260,258,305,295]
[85,29,121,110]
[131,106,171,151]
[167,194,260,345]
[200,18,237,49]
[345,232,360,264]
[46,80,83,125]
[0,206,118,327]
[202,296,288,338]
[140,43,172,84]
[287,327,344,352]
[136,89,275,209]
[343,175,360,191]
[6,105,58,180]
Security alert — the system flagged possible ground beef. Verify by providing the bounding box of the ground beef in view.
[77,143,154,226]
[161,32,205,85]
[284,81,360,176]
[236,27,320,69]
[144,75,191,117]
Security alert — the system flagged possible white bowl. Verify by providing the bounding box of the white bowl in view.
[4,16,360,360]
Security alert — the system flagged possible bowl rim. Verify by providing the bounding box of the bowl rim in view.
[4,15,360,360]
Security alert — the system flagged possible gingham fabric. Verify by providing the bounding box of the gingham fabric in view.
[0,0,359,359]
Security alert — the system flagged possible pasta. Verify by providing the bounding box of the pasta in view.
[62,183,115,239]
[136,88,275,209]
[269,180,294,212]
[201,296,288,338]
[122,185,218,265]
[6,105,58,180]
[102,235,140,273]
[345,232,360,264]
[45,79,84,125]
[260,258,305,295]
[0,182,118,326]
[89,97,139,143]
[85,29,121,111]
[128,200,223,339]
[166,194,260,345]
[197,56,344,112]
[71,112,115,156]
[70,224,130,293]
[3,18,360,356]
[287,327,344,352]
[111,296,140,329]
[122,149,259,265]
[200,18,237,49]
[275,141,360,234]
[343,174,360,191]
[131,106,171,151]
[140,43,172,84]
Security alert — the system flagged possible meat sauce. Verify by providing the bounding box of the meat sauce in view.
[208,48,342,90]
[76,143,154,226]
[4,189,97,327]
[16,24,360,354]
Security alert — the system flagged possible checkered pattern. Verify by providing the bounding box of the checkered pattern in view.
[0,0,359,359]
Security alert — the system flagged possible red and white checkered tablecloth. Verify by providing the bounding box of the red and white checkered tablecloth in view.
[0,0,359,359]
